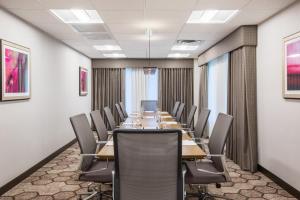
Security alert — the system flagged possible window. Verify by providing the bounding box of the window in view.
[125,68,158,113]
[207,53,229,135]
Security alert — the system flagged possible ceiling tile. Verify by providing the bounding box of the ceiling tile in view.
[0,0,43,9]
[195,0,250,10]
[99,10,144,24]
[39,0,94,9]
[244,0,295,11]
[91,0,144,10]
[145,0,198,10]
[7,9,59,24]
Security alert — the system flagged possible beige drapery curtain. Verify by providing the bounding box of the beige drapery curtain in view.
[198,64,209,137]
[226,46,258,172]
[92,68,125,125]
[159,68,193,123]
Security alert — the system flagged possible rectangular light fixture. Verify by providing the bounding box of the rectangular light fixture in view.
[94,45,122,51]
[50,9,103,24]
[168,53,190,58]
[187,10,238,24]
[171,45,198,51]
[103,53,126,58]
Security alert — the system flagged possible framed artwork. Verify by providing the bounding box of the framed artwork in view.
[283,32,300,98]
[79,67,88,96]
[0,40,31,101]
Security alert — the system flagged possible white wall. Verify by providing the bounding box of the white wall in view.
[0,9,91,187]
[257,2,300,191]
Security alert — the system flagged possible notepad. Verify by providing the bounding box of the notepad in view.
[182,140,196,146]
[106,141,113,146]
[160,111,168,114]
[143,116,155,119]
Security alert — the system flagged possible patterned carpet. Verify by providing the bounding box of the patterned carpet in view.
[0,143,296,200]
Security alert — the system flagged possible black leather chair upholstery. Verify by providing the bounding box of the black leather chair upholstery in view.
[183,105,197,129]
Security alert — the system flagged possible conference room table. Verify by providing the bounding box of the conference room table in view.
[97,111,206,160]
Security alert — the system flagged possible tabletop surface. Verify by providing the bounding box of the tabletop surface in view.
[97,111,206,160]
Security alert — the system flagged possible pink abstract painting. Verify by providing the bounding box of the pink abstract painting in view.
[79,67,88,96]
[5,48,29,93]
[286,38,300,90]
[1,40,30,101]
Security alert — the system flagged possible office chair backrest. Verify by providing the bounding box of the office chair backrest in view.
[104,106,116,131]
[186,105,197,128]
[119,102,128,118]
[113,129,183,200]
[141,100,158,112]
[171,101,180,117]
[176,103,185,121]
[194,108,211,139]
[115,103,125,122]
[90,110,108,142]
[208,113,233,172]
[70,114,96,171]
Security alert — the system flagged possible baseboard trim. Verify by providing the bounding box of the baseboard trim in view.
[0,139,77,196]
[258,164,300,198]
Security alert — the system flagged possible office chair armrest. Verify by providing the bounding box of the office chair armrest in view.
[96,141,108,144]
[80,159,109,174]
[195,154,227,175]
[112,170,115,200]
[182,165,187,199]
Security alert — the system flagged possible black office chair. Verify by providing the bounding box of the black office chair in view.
[115,103,125,122]
[171,101,180,117]
[181,105,197,129]
[188,108,211,143]
[70,114,113,200]
[141,100,158,112]
[176,103,185,122]
[104,106,117,131]
[185,113,233,199]
[112,129,185,200]
[119,102,128,118]
[90,110,111,150]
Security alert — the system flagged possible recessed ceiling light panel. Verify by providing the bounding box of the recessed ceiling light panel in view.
[103,53,126,58]
[171,45,198,51]
[50,9,103,24]
[187,10,238,24]
[168,53,190,58]
[94,45,122,51]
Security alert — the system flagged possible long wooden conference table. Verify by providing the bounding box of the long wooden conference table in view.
[97,111,206,160]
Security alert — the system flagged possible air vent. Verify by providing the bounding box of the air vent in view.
[177,40,202,44]
[71,24,107,33]
[83,32,112,40]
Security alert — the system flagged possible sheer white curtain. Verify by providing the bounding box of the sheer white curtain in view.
[207,53,229,135]
[125,68,158,113]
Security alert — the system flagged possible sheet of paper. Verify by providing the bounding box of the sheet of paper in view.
[160,121,177,124]
[106,141,113,146]
[182,140,196,146]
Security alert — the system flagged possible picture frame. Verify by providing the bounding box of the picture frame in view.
[0,40,31,101]
[283,31,300,99]
[79,67,88,96]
